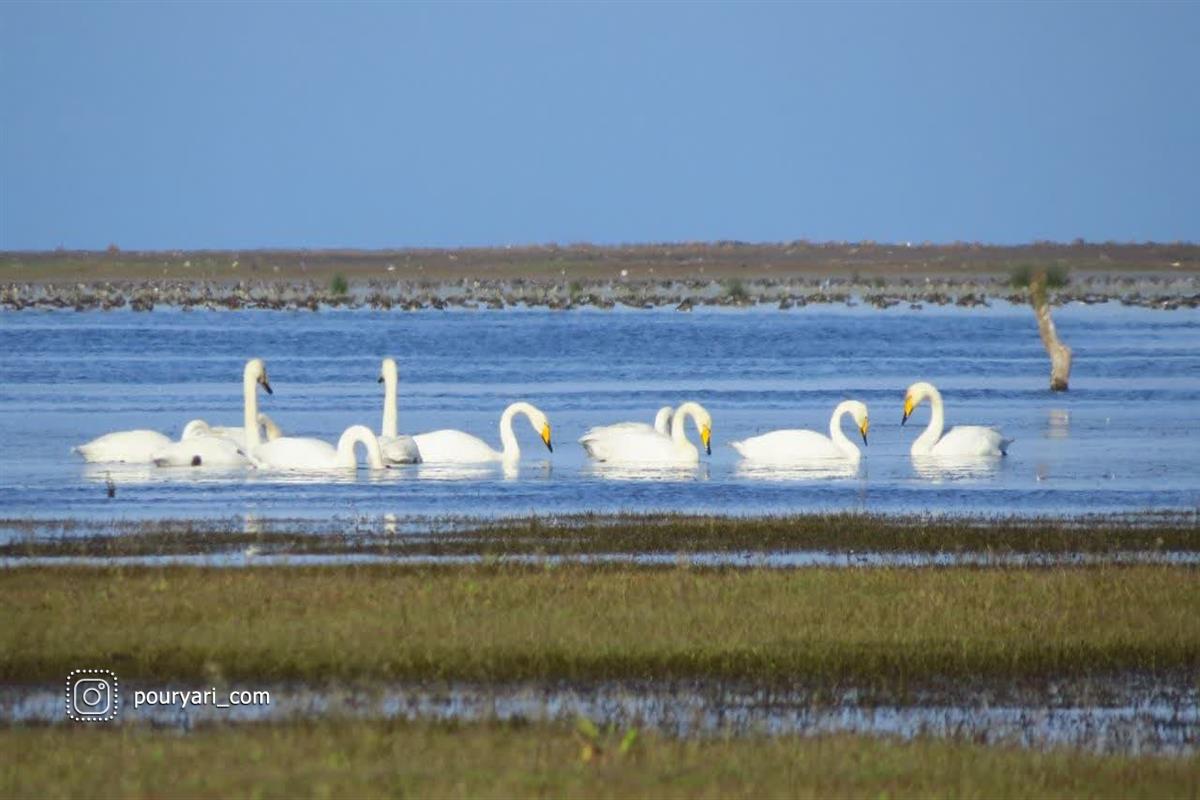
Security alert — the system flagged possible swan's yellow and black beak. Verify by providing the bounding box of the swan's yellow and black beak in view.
[377,376,384,384]
[901,396,913,425]
[541,423,553,453]
[260,376,273,395]
[860,419,870,446]
[701,424,712,455]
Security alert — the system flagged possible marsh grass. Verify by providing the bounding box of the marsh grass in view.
[1009,262,1070,289]
[4,513,1197,559]
[724,277,750,301]
[329,272,349,296]
[1,564,1195,685]
[3,721,1196,799]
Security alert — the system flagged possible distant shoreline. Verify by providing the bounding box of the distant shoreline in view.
[3,242,1197,310]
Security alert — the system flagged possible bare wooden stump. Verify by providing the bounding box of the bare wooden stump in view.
[1030,270,1072,391]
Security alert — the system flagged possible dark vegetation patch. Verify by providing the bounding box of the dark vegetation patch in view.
[3,513,1197,559]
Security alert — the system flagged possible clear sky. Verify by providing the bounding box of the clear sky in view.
[1,1,1197,250]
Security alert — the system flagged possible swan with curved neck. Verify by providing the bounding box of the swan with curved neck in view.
[377,358,422,463]
[579,401,712,463]
[239,359,386,470]
[578,405,674,443]
[412,402,553,463]
[731,400,869,463]
[902,381,1012,457]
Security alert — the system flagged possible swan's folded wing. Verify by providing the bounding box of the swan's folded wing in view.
[579,429,683,462]
[579,421,654,443]
[938,426,1010,456]
[731,430,842,462]
[411,430,497,463]
[75,430,173,463]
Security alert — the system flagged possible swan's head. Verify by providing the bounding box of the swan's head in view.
[245,358,273,395]
[378,357,398,385]
[902,381,936,425]
[533,409,553,453]
[181,419,210,440]
[845,400,870,445]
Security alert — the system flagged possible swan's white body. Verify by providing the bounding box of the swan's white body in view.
[150,402,285,469]
[152,435,247,468]
[579,406,673,441]
[731,401,870,464]
[903,381,1012,456]
[74,430,173,463]
[378,358,422,464]
[413,402,552,463]
[579,402,712,464]
[251,425,386,471]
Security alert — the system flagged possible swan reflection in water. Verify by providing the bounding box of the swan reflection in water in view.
[82,462,248,486]
[583,462,710,482]
[910,455,1003,482]
[415,460,552,481]
[734,460,861,482]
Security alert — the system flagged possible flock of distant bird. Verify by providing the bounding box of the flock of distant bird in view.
[75,358,1012,472]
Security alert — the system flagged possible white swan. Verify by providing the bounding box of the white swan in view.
[412,402,552,463]
[902,381,1012,456]
[579,401,712,463]
[74,429,174,463]
[250,424,386,471]
[731,400,869,463]
[236,359,386,471]
[152,435,246,468]
[150,415,282,468]
[579,406,673,442]
[377,358,422,464]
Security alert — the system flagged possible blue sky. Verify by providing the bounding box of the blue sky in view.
[2,1,1197,250]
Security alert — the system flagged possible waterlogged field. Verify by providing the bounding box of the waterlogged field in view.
[0,303,1198,521]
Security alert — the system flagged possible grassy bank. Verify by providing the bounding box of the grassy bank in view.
[5,241,1197,285]
[2,564,1196,685]
[2,720,1196,798]
[4,512,1198,559]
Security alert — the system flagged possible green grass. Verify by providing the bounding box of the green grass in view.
[4,513,1196,558]
[2,720,1196,798]
[724,277,749,301]
[2,564,1196,685]
[329,272,349,296]
[1009,262,1070,288]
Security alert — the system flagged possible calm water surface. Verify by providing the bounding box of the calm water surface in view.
[1,303,1197,521]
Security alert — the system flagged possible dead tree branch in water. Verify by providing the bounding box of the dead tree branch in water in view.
[1027,268,1072,391]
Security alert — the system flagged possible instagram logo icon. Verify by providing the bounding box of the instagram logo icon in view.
[66,669,119,722]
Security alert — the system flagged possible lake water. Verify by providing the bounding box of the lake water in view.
[1,302,1197,522]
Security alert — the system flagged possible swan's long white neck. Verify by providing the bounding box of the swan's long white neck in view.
[336,425,385,469]
[499,402,538,460]
[829,401,861,459]
[670,402,704,447]
[243,366,261,451]
[653,406,673,435]
[912,385,945,455]
[382,371,398,438]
